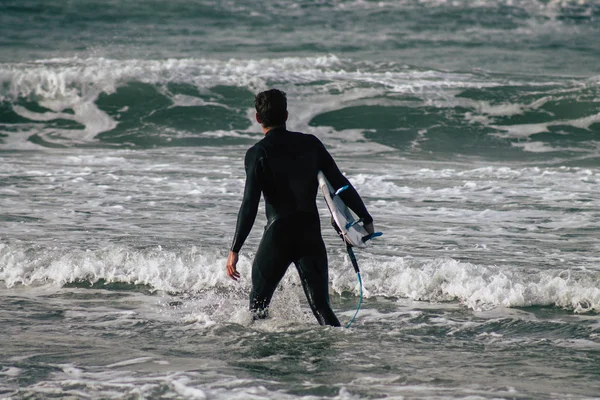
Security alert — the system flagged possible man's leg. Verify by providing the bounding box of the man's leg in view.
[294,238,341,327]
[249,220,292,319]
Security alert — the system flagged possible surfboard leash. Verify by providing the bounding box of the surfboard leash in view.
[339,230,382,328]
[345,243,363,329]
[321,174,382,328]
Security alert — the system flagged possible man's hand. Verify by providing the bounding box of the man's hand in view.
[364,222,375,235]
[226,251,240,281]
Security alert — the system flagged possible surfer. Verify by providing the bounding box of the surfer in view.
[226,89,374,326]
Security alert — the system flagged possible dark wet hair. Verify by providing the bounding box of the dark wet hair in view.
[255,89,287,128]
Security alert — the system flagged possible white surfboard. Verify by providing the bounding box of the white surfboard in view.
[317,171,370,248]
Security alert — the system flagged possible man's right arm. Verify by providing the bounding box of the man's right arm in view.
[314,137,373,227]
[230,145,263,254]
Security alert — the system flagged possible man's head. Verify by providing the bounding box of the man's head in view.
[255,89,288,129]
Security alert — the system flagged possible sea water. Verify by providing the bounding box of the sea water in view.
[1,1,599,398]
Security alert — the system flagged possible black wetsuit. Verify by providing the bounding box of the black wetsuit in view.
[231,127,372,326]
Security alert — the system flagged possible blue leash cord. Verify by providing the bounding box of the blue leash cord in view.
[345,244,363,328]
[346,271,363,328]
[328,213,381,328]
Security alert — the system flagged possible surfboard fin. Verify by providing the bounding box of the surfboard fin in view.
[334,185,349,197]
[345,218,364,230]
[361,232,383,243]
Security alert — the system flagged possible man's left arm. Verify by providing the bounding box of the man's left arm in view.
[313,136,374,231]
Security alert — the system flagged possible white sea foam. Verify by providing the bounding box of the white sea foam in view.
[491,111,600,139]
[0,243,238,293]
[9,364,359,400]
[0,55,345,103]
[171,379,207,400]
[330,256,600,313]
[106,357,154,368]
[1,242,598,314]
[170,94,233,109]
[0,367,22,377]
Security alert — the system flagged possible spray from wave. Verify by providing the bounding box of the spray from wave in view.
[1,242,598,314]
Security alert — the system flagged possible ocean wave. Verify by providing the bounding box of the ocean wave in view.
[335,257,600,314]
[0,243,236,294]
[1,242,598,313]
[0,56,598,159]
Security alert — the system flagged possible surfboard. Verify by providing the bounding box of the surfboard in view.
[317,171,370,248]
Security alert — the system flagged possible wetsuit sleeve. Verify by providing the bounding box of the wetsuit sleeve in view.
[313,137,373,225]
[231,145,264,253]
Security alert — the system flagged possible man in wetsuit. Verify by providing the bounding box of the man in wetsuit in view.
[226,89,374,326]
